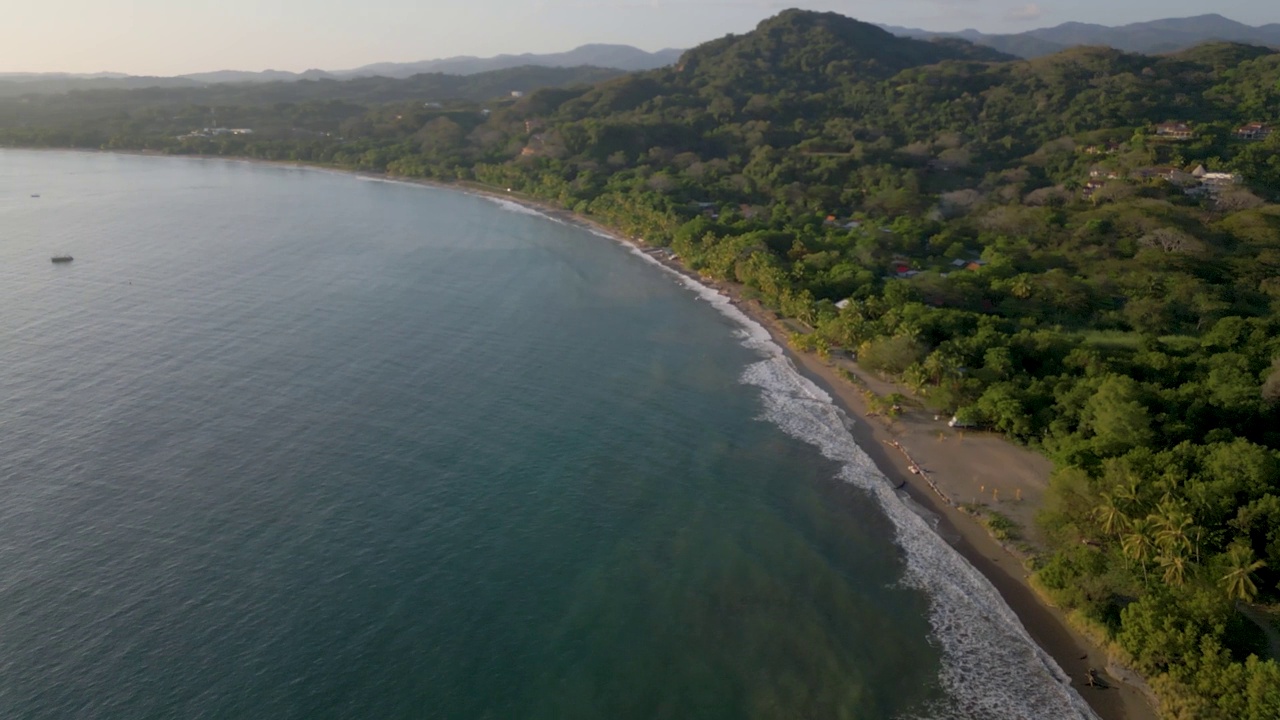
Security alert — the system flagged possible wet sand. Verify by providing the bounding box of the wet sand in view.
[742,307,1161,720]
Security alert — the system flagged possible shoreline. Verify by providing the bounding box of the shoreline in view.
[431,181,1160,720]
[10,148,1158,719]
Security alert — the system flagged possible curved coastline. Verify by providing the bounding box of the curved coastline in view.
[11,148,1158,719]
[434,180,1159,720]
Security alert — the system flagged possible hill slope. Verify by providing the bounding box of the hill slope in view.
[676,10,1010,91]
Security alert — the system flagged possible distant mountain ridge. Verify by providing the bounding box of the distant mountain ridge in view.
[6,13,1280,94]
[0,44,683,92]
[341,44,683,79]
[883,13,1280,58]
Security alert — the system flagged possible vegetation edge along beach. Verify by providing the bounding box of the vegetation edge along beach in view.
[6,8,1280,718]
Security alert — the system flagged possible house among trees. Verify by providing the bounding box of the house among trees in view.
[1188,165,1242,195]
[823,215,861,229]
[1236,122,1272,140]
[1082,179,1107,198]
[1154,121,1194,140]
[1082,142,1121,155]
[1133,166,1195,185]
[1089,166,1120,180]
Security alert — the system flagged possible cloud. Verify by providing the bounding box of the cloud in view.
[1005,3,1044,21]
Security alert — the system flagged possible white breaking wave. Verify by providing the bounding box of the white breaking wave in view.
[484,196,566,224]
[355,175,407,185]
[624,243,1099,720]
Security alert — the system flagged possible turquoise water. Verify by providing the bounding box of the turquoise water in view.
[0,150,1093,719]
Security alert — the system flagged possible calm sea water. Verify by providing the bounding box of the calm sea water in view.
[0,150,1093,719]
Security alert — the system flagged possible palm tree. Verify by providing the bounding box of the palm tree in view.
[1114,476,1143,515]
[1221,545,1268,603]
[1154,505,1194,559]
[1159,550,1189,587]
[1122,517,1156,581]
[1094,492,1130,538]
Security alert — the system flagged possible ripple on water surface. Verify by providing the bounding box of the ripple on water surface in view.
[0,150,1090,719]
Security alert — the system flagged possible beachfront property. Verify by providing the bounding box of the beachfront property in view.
[1236,122,1272,141]
[1154,121,1193,140]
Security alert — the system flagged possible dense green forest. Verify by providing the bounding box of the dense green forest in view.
[5,10,1280,718]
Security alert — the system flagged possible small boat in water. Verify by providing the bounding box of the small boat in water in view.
[51,254,73,263]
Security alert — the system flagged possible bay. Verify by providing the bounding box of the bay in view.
[0,151,946,719]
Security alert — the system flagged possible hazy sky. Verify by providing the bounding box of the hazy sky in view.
[4,1,1275,75]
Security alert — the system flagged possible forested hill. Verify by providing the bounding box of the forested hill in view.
[4,12,1280,717]
[675,10,1012,90]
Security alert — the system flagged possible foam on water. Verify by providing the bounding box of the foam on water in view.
[355,175,410,185]
[622,241,1099,719]
[485,196,566,223]
[311,185,1091,716]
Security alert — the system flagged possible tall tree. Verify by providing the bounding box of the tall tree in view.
[1095,491,1131,538]
[1123,516,1157,581]
[1221,544,1268,602]
[1158,550,1190,587]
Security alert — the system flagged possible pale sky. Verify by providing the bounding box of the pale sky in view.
[4,1,1275,76]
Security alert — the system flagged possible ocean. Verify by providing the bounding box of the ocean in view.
[0,150,1095,719]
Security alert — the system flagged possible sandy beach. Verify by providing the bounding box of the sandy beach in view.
[743,306,1161,720]
[443,181,1162,720]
